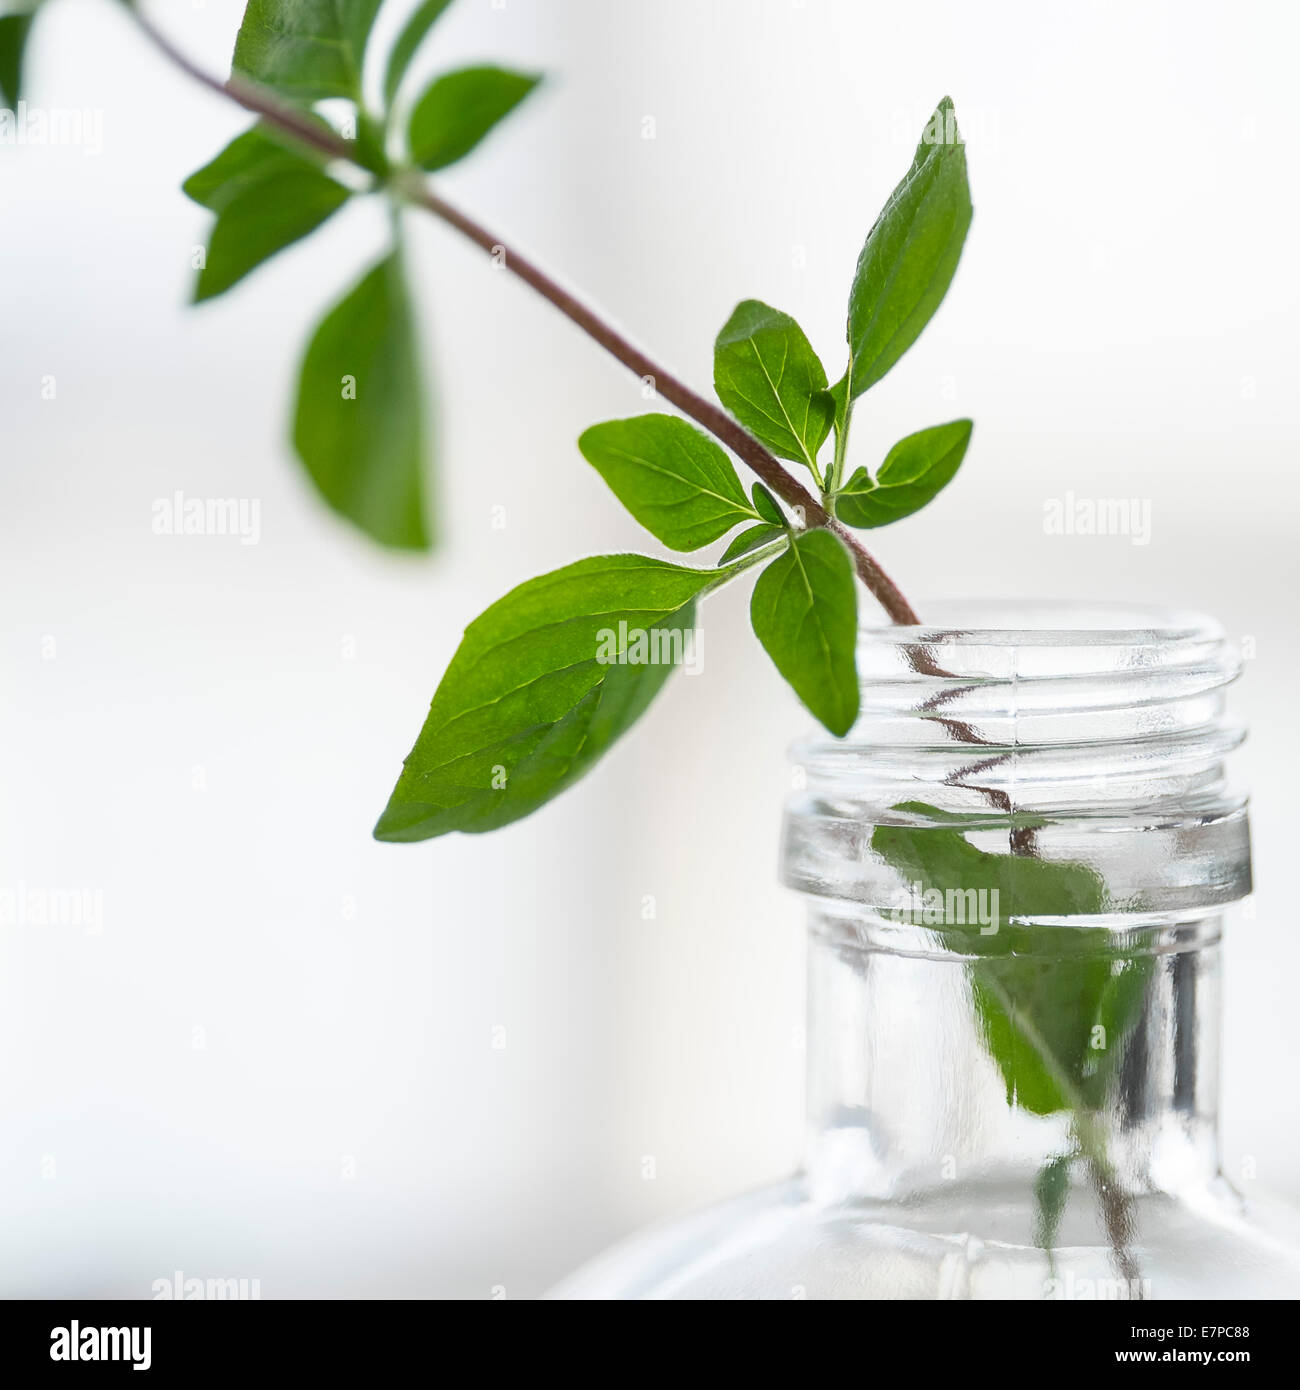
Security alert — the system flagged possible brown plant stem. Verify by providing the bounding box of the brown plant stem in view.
[1087,1156,1144,1292]
[403,181,922,623]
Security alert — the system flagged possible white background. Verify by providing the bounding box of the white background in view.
[1,0,1297,1298]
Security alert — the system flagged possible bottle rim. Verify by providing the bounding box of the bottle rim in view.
[782,599,1251,916]
[858,598,1223,648]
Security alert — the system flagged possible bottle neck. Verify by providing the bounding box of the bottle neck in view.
[783,603,1246,1211]
[802,910,1223,1204]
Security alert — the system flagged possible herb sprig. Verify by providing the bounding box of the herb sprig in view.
[92,0,969,826]
[376,88,972,831]
[7,0,970,808]
[6,0,1150,1284]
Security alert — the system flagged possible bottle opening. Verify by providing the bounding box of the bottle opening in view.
[782,600,1251,924]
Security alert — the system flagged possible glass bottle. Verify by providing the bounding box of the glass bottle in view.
[554,601,1300,1299]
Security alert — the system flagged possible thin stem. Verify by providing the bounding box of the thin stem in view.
[123,1,920,626]
[401,179,920,622]
[1075,1115,1145,1292]
[701,539,789,597]
[828,396,853,499]
[123,5,353,164]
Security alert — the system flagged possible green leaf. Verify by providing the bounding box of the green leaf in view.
[183,123,352,302]
[351,109,390,176]
[1035,1154,1073,1259]
[835,419,972,529]
[869,815,1153,1116]
[578,414,759,551]
[407,64,540,171]
[750,482,785,527]
[232,0,383,103]
[374,555,716,841]
[0,10,35,109]
[713,299,834,470]
[293,252,431,550]
[973,938,1151,1117]
[719,523,784,565]
[846,96,972,397]
[750,529,859,736]
[870,814,1109,924]
[383,0,455,106]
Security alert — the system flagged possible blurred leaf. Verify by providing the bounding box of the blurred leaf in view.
[714,299,834,470]
[350,109,390,175]
[1035,1154,1073,1259]
[719,523,784,564]
[183,122,351,302]
[232,0,383,103]
[751,529,859,736]
[578,414,759,551]
[0,10,34,109]
[836,419,972,529]
[407,64,539,170]
[383,0,455,106]
[870,814,1153,1115]
[293,252,431,550]
[974,948,1151,1117]
[846,96,972,397]
[375,556,717,840]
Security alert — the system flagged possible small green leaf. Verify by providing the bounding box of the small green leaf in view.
[407,64,540,171]
[351,109,390,176]
[183,123,352,302]
[835,419,972,529]
[714,299,834,470]
[1035,1154,1073,1258]
[750,529,859,736]
[374,555,717,841]
[293,252,431,550]
[232,0,383,103]
[719,523,784,565]
[750,482,785,527]
[0,10,35,109]
[846,96,972,397]
[383,0,455,106]
[578,414,759,551]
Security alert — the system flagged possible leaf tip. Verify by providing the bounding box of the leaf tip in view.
[575,422,601,459]
[821,698,860,740]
